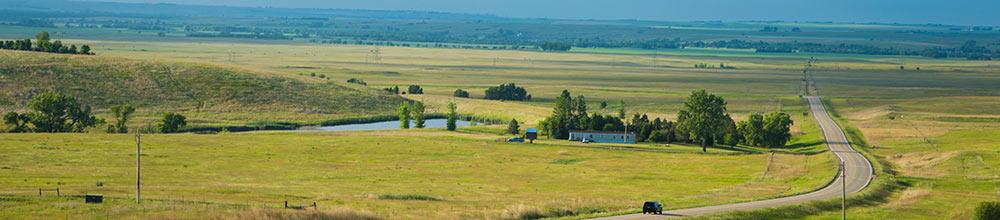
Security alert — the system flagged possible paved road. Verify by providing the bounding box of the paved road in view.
[594,96,873,219]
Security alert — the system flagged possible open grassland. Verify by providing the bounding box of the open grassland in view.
[0,130,835,219]
[68,39,812,122]
[0,50,403,127]
[796,96,1000,220]
[61,38,997,123]
[2,30,999,219]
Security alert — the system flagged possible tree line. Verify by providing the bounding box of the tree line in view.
[0,32,94,55]
[3,92,187,134]
[539,90,794,151]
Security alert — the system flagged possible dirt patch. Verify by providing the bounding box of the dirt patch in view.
[889,151,959,177]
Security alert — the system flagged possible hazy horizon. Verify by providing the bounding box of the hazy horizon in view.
[76,0,1000,26]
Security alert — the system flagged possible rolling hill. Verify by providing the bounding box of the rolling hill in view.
[0,50,404,126]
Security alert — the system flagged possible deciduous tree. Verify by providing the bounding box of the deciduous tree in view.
[676,90,729,152]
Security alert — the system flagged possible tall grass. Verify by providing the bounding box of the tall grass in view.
[221,208,381,220]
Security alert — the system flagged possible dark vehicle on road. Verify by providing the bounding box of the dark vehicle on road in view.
[642,201,663,214]
[506,137,525,143]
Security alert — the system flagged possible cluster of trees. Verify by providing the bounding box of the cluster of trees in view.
[671,90,795,151]
[3,92,101,133]
[0,32,94,55]
[453,89,470,98]
[484,83,530,101]
[539,90,628,139]
[736,112,794,148]
[396,102,426,129]
[538,90,794,151]
[383,85,423,95]
[2,92,189,134]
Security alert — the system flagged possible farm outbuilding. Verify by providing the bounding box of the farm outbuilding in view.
[568,130,636,144]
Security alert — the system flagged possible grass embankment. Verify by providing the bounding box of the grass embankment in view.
[0,130,833,219]
[0,50,403,129]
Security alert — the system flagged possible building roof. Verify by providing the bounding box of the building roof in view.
[569,130,635,135]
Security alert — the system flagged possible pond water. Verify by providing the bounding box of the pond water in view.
[305,119,473,131]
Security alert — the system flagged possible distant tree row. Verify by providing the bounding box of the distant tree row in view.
[537,42,572,51]
[484,83,530,101]
[920,40,1000,60]
[0,32,94,55]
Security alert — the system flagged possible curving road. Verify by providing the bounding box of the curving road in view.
[593,96,873,219]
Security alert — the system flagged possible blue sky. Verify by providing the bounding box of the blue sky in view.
[86,0,1000,25]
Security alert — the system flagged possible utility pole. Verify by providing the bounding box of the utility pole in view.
[136,129,141,203]
[842,161,846,220]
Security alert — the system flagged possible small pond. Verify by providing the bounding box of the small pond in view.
[304,119,473,131]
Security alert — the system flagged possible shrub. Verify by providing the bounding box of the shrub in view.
[507,119,520,135]
[407,85,424,94]
[453,89,470,98]
[159,112,187,133]
[977,201,1000,220]
[384,86,400,94]
[108,104,136,133]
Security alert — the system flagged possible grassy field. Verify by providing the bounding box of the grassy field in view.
[0,130,835,219]
[0,50,404,128]
[795,96,1000,219]
[2,27,999,219]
